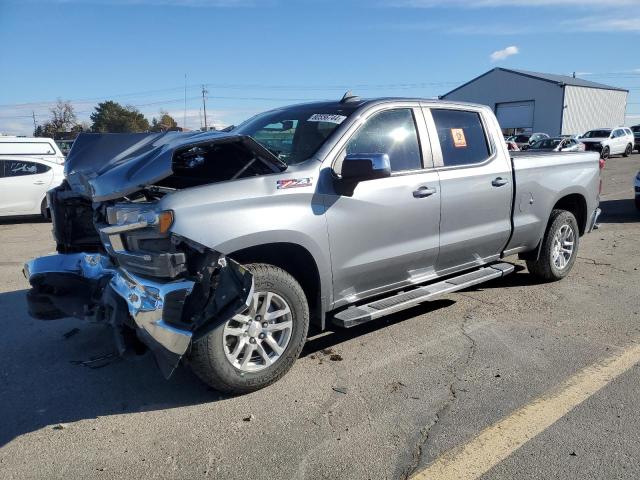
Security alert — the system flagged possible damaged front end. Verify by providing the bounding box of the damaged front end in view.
[23,132,264,377]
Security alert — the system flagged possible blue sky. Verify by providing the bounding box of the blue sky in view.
[1,0,639,134]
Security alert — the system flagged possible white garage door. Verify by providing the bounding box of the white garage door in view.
[496,101,534,130]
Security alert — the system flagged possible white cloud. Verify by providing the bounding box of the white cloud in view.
[563,16,640,33]
[490,45,519,62]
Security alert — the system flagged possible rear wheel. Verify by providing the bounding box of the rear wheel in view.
[40,198,50,220]
[623,144,632,157]
[188,263,309,394]
[526,210,580,282]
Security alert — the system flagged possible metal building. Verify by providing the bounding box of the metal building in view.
[441,68,628,136]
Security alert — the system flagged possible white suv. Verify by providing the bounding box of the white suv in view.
[580,127,635,159]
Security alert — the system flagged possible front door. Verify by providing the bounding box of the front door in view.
[425,107,513,274]
[323,106,441,306]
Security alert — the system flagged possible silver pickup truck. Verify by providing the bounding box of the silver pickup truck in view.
[24,95,601,393]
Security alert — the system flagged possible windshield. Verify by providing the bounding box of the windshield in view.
[514,135,530,143]
[531,139,561,149]
[234,104,358,165]
[582,130,611,138]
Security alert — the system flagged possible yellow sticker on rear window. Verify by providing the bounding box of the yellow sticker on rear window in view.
[451,128,467,148]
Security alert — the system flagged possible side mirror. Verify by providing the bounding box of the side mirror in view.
[339,153,391,182]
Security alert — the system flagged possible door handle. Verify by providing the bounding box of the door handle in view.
[492,177,509,187]
[413,186,437,198]
[33,181,46,185]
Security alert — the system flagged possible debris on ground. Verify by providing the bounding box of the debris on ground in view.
[242,414,255,422]
[329,354,343,361]
[332,386,348,395]
[70,352,118,369]
[569,451,577,457]
[62,328,80,339]
[52,423,66,430]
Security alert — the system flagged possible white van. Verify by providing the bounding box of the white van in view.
[0,137,66,218]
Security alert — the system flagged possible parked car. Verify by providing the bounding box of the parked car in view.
[512,133,550,150]
[23,97,601,393]
[580,127,635,159]
[0,136,65,164]
[506,140,520,151]
[55,138,75,156]
[528,137,585,152]
[632,125,640,152]
[0,138,66,217]
[0,157,65,217]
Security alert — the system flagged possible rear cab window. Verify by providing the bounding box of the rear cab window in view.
[430,109,491,167]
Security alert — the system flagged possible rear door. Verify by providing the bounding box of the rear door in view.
[423,106,513,274]
[0,158,53,214]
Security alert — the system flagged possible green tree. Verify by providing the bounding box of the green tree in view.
[150,110,178,132]
[90,101,150,133]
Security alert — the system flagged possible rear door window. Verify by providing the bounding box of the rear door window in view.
[4,160,50,177]
[431,109,491,167]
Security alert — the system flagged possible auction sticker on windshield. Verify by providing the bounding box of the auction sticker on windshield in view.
[308,114,347,124]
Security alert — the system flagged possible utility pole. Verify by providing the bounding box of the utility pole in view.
[183,74,187,131]
[32,111,37,132]
[201,85,208,131]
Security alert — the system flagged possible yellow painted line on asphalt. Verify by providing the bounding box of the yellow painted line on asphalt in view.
[411,342,640,480]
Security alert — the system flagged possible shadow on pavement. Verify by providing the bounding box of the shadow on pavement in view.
[598,199,639,224]
[0,216,49,225]
[0,288,457,447]
[0,289,224,448]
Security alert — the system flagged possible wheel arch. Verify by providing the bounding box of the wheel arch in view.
[552,193,588,235]
[227,242,326,331]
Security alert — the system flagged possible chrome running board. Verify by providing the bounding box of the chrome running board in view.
[332,263,514,328]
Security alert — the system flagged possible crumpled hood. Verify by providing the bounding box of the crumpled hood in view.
[65,131,285,201]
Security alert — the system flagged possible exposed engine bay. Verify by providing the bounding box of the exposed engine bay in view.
[23,132,280,375]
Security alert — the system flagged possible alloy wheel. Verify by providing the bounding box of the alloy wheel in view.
[551,224,575,270]
[222,291,293,372]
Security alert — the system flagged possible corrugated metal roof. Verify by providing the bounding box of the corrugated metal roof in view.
[500,68,628,92]
[442,68,628,98]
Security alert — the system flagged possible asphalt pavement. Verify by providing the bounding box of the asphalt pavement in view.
[1,153,639,479]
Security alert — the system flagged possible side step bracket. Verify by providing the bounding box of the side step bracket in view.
[332,262,514,328]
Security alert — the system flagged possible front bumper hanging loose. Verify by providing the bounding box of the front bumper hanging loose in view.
[23,252,253,376]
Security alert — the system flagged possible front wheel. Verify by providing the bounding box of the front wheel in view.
[623,144,632,157]
[526,210,580,281]
[601,146,610,160]
[188,263,309,394]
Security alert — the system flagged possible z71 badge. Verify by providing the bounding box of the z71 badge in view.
[276,178,313,189]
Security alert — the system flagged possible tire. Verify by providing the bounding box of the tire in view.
[623,144,632,157]
[188,263,309,394]
[526,210,580,282]
[40,198,50,220]
[601,146,610,160]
